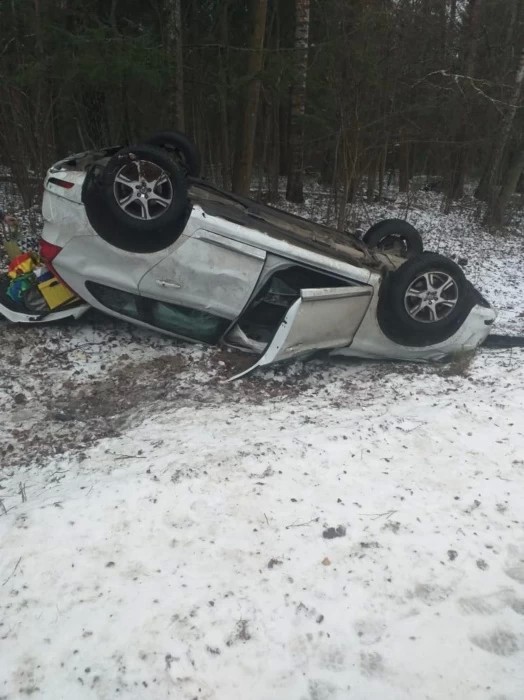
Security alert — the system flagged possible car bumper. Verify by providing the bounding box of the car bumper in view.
[0,300,90,324]
[332,302,496,362]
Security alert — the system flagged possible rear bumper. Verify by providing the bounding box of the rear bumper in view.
[0,300,90,324]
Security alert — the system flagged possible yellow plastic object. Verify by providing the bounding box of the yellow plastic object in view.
[37,277,77,310]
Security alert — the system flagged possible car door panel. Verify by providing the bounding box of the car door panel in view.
[230,286,373,379]
[139,230,266,320]
[53,235,167,301]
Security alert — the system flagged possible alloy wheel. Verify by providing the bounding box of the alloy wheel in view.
[113,159,173,221]
[404,271,459,323]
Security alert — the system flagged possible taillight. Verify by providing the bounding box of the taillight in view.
[48,176,75,190]
[39,239,63,262]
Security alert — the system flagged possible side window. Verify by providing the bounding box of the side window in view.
[86,282,229,343]
[86,282,141,320]
[150,301,229,343]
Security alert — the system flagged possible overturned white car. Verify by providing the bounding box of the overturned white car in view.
[0,131,495,377]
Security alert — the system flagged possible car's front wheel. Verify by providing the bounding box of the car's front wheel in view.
[379,252,475,346]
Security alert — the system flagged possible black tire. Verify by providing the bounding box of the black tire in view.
[101,144,188,234]
[378,252,475,346]
[144,130,201,178]
[82,146,190,254]
[363,219,423,258]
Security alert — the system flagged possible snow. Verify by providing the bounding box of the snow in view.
[1,187,524,699]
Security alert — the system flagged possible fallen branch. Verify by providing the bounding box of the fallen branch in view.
[285,516,319,530]
[364,510,398,520]
[2,556,22,586]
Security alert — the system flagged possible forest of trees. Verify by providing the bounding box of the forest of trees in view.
[0,0,523,227]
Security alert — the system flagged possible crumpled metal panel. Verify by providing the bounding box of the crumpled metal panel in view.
[230,286,373,379]
[139,230,266,319]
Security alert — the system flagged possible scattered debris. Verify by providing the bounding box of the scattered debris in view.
[322,526,346,539]
[267,558,282,569]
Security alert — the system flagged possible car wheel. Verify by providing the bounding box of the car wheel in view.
[378,252,475,346]
[101,144,188,234]
[144,130,201,178]
[363,219,423,258]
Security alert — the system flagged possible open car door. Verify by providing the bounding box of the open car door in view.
[231,285,373,379]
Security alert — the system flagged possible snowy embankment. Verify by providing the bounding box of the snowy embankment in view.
[1,190,523,699]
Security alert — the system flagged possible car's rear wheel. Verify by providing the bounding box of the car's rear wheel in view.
[378,252,475,346]
[83,144,189,253]
[102,145,188,233]
[144,130,201,178]
[363,219,423,258]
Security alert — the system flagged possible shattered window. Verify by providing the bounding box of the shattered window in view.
[86,282,141,320]
[86,281,229,343]
[150,301,229,343]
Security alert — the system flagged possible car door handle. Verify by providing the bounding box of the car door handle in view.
[156,279,182,289]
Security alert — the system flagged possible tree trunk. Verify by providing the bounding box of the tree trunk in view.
[232,0,268,196]
[398,139,410,193]
[366,156,377,200]
[266,0,281,201]
[285,0,310,203]
[444,0,483,205]
[483,47,524,213]
[218,0,231,189]
[166,0,185,130]
[34,0,55,172]
[504,0,519,49]
[492,145,524,224]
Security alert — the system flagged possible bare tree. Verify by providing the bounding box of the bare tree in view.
[166,0,185,130]
[286,0,311,203]
[491,143,524,224]
[218,0,232,189]
[483,47,524,220]
[232,0,268,196]
[444,0,483,207]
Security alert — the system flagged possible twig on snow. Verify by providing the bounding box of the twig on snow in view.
[113,454,147,460]
[2,557,22,586]
[285,516,319,529]
[364,510,398,520]
[54,341,105,358]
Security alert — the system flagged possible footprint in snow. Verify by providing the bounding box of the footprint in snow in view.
[360,651,386,678]
[504,564,524,584]
[409,582,453,605]
[503,542,524,584]
[459,590,524,616]
[470,630,521,657]
[354,618,386,645]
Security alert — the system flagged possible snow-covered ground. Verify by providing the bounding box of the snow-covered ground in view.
[1,187,523,699]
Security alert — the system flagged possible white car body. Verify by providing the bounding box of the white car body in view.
[0,149,496,376]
